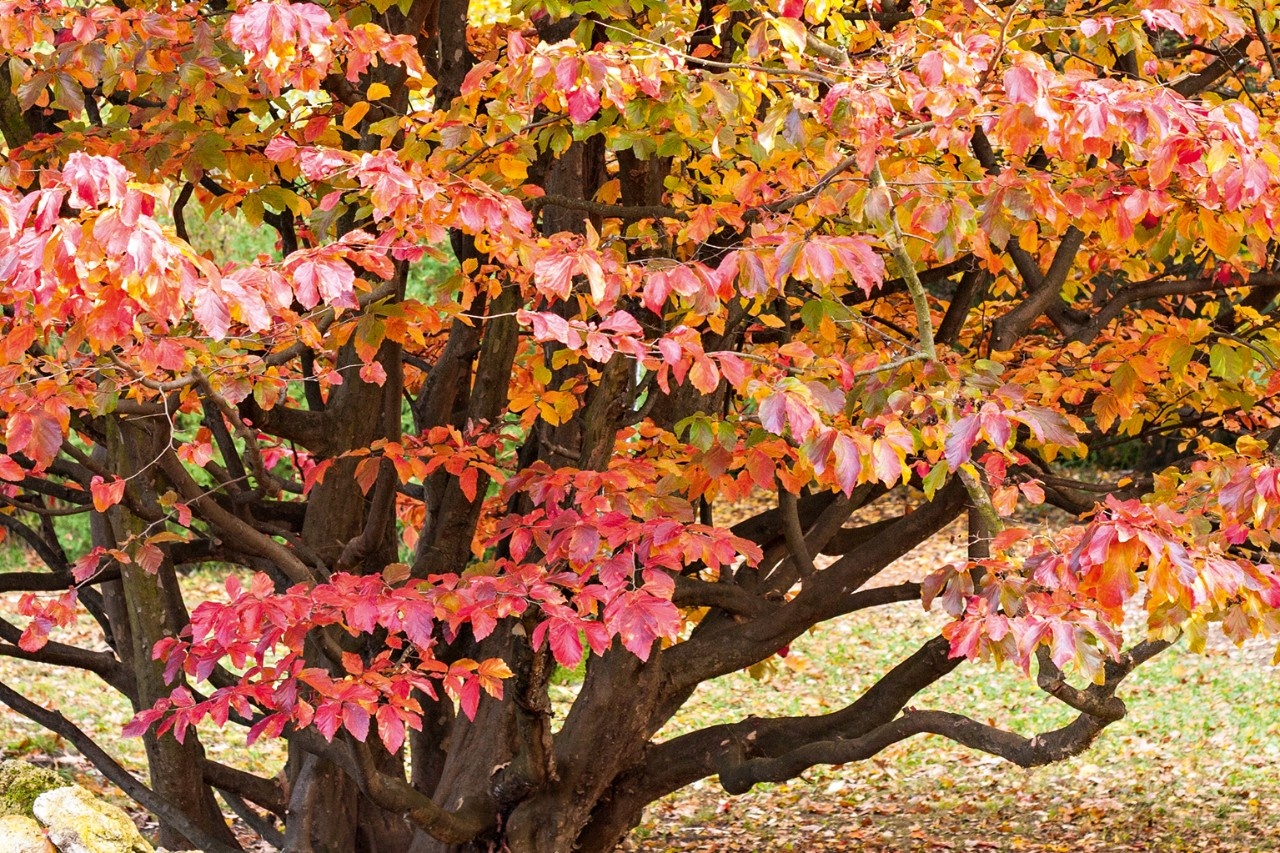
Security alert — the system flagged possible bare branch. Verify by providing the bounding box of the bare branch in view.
[718,640,1173,793]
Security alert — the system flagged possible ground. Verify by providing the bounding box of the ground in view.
[1,501,1278,852]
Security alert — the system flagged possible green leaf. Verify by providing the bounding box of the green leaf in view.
[1209,343,1242,381]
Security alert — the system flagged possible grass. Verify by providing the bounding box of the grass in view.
[625,585,1280,852]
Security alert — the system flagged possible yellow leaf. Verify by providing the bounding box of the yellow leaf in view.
[773,17,807,54]
[366,82,392,101]
[497,155,527,181]
[343,101,371,131]
[1200,208,1238,258]
[595,178,621,204]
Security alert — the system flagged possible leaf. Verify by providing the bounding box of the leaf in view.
[759,393,787,434]
[375,706,406,753]
[773,17,807,53]
[342,703,371,741]
[832,433,862,496]
[945,414,981,471]
[1004,66,1039,105]
[0,455,25,482]
[871,437,907,486]
[359,362,387,386]
[688,356,720,394]
[193,288,231,340]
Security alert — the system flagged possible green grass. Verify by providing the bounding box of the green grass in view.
[628,600,1280,852]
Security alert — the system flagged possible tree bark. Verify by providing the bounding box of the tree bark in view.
[283,339,414,852]
[106,417,239,850]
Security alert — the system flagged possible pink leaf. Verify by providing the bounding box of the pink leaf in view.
[1004,66,1039,105]
[343,703,370,742]
[945,414,981,471]
[376,706,406,753]
[832,433,862,496]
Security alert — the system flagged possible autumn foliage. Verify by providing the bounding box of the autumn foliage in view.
[1,0,1279,850]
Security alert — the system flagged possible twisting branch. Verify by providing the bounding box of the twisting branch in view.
[1171,35,1254,97]
[193,368,283,497]
[0,512,70,573]
[286,727,496,844]
[1071,272,1280,344]
[717,639,1173,793]
[155,448,319,585]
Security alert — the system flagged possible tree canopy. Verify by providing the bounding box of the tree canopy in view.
[0,0,1279,850]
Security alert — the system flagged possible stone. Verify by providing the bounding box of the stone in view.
[0,762,64,818]
[0,814,55,853]
[31,787,153,853]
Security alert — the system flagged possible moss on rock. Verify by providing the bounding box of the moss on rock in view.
[0,761,64,818]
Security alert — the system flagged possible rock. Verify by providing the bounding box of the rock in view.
[0,762,64,818]
[0,814,55,853]
[31,787,153,853]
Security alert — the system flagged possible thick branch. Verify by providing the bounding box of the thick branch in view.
[1171,35,1254,97]
[202,760,287,816]
[287,727,495,844]
[1072,272,1280,344]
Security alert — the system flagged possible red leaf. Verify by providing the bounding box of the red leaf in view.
[0,454,23,482]
[779,0,805,18]
[315,702,342,741]
[547,619,584,668]
[135,542,164,574]
[90,476,127,513]
[7,410,64,469]
[18,620,50,653]
[359,362,387,386]
[458,467,480,502]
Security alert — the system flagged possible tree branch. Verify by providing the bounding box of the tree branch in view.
[718,639,1173,793]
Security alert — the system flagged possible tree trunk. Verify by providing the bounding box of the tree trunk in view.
[106,417,239,850]
[283,340,416,852]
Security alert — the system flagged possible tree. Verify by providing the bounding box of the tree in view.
[0,0,1278,849]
